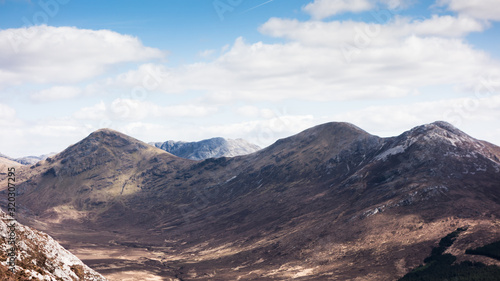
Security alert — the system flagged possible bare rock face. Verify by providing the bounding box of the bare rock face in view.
[0,209,107,280]
[151,137,261,160]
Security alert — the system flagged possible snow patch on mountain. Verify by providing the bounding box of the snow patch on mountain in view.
[375,145,406,161]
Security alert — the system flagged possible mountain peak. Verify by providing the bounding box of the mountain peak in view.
[47,128,170,178]
[415,121,464,136]
[152,137,261,160]
[86,127,133,141]
[430,120,458,130]
[374,120,496,164]
[255,121,381,169]
[402,120,477,148]
[308,121,370,135]
[72,128,146,150]
[94,127,118,133]
[271,121,373,149]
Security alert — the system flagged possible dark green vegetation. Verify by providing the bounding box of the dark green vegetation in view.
[399,228,500,281]
[466,241,500,261]
[424,227,467,263]
[399,261,500,281]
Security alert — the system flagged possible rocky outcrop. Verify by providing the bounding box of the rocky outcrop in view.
[0,209,106,280]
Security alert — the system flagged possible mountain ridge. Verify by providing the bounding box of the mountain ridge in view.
[5,120,500,281]
[0,153,56,166]
[11,128,192,223]
[150,136,261,160]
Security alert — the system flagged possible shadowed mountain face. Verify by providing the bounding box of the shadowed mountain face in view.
[150,137,261,160]
[6,121,500,280]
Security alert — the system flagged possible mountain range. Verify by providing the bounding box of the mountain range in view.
[0,136,260,167]
[150,137,261,160]
[0,153,56,166]
[0,121,499,280]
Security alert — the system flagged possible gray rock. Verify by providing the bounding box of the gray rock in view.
[0,210,107,280]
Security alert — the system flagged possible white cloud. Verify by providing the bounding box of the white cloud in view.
[259,15,485,45]
[0,117,94,158]
[437,0,500,21]
[379,0,414,10]
[302,0,416,19]
[198,49,216,58]
[0,25,165,87]
[73,101,107,121]
[104,15,496,103]
[199,115,317,147]
[30,86,82,102]
[0,103,19,127]
[303,0,373,19]
[235,106,283,119]
[0,103,16,119]
[236,105,261,117]
[105,63,176,93]
[74,99,218,121]
[332,94,500,138]
[410,15,485,36]
[163,104,218,117]
[107,99,218,119]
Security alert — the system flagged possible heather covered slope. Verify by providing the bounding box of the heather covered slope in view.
[0,155,23,173]
[9,121,500,280]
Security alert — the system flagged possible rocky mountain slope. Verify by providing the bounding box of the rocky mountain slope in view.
[6,121,500,280]
[11,128,192,223]
[0,209,107,280]
[150,137,261,160]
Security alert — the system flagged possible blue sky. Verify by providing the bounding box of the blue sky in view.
[0,0,499,157]
[0,0,310,62]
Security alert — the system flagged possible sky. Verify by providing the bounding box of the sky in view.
[0,0,499,158]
